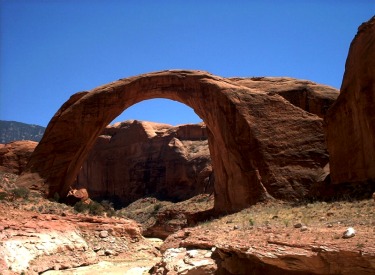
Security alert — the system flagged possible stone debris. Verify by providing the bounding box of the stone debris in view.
[99,230,109,238]
[150,247,217,274]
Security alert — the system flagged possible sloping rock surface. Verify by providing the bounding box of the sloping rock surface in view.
[326,16,375,186]
[76,120,212,207]
[160,224,375,275]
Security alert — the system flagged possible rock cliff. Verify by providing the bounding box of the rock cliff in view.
[325,16,375,188]
[0,141,38,175]
[75,120,212,207]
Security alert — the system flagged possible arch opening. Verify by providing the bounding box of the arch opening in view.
[111,98,203,126]
[74,98,213,209]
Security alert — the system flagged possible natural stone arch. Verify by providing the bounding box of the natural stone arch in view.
[17,70,330,213]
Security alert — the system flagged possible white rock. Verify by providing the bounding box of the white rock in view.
[343,227,356,238]
[186,249,199,258]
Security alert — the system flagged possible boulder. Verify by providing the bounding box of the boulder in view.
[0,141,38,175]
[75,120,212,206]
[325,16,375,188]
[150,247,217,274]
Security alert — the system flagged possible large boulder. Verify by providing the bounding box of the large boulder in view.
[16,71,337,213]
[325,16,375,189]
[75,120,212,206]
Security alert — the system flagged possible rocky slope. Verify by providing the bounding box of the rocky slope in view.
[2,171,374,274]
[0,120,45,143]
[0,173,161,274]
[155,199,375,275]
[75,120,212,207]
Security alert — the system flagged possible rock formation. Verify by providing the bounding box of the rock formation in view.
[16,71,338,213]
[0,204,151,273]
[229,77,338,118]
[325,16,375,187]
[75,120,212,207]
[0,141,38,175]
[158,224,375,275]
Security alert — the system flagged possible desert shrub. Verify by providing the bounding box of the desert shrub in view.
[88,201,105,216]
[74,201,105,216]
[48,192,60,202]
[11,187,30,199]
[74,201,90,213]
[0,191,8,200]
[100,200,115,217]
[153,203,162,213]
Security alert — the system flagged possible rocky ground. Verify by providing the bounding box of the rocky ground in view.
[1,172,375,274]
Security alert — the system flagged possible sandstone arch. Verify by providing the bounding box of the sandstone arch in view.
[17,70,331,213]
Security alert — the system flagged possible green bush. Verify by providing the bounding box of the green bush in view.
[88,201,105,216]
[153,203,162,212]
[0,191,8,200]
[74,201,90,213]
[11,187,30,199]
[74,200,105,216]
[100,200,115,217]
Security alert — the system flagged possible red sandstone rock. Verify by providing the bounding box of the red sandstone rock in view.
[160,224,375,275]
[0,203,145,273]
[75,120,212,206]
[0,141,37,175]
[16,71,335,213]
[326,16,375,187]
[66,186,91,204]
[230,77,339,118]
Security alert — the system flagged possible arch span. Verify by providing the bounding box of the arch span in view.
[17,70,329,213]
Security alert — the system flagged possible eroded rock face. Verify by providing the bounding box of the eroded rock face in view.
[0,141,38,175]
[17,71,337,213]
[75,120,212,206]
[326,16,375,187]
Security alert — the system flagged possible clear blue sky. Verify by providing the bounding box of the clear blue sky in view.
[1,0,374,127]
